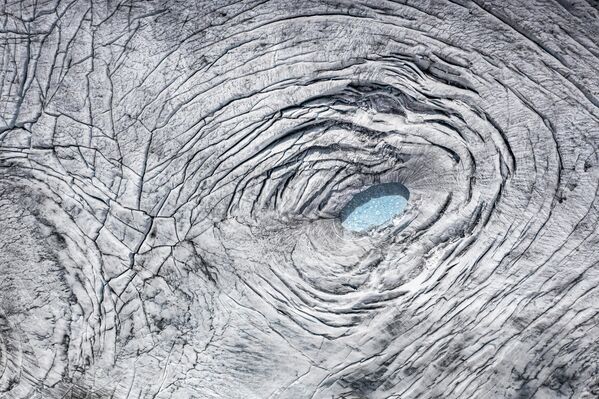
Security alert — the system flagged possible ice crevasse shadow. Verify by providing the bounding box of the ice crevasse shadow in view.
[340,182,410,232]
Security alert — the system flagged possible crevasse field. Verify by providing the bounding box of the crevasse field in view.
[1,1,599,398]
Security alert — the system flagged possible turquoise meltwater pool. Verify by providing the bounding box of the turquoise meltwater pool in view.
[340,183,409,232]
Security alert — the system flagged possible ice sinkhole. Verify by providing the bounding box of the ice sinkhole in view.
[340,182,410,232]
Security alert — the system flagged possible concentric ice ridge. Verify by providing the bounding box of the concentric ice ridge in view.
[0,1,599,398]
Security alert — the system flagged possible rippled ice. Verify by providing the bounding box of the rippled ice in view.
[340,183,409,232]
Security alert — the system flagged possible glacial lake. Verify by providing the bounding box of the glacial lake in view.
[340,183,409,232]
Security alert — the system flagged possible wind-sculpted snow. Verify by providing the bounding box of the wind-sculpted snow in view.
[1,1,599,398]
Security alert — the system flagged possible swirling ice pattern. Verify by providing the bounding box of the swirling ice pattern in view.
[0,1,599,398]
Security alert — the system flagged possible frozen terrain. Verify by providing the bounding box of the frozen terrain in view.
[1,0,599,398]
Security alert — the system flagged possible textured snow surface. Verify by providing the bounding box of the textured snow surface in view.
[1,0,599,398]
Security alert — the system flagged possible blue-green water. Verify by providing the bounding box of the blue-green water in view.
[340,183,409,232]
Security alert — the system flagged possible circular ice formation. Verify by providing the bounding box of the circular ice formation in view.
[340,183,409,232]
[2,1,599,399]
